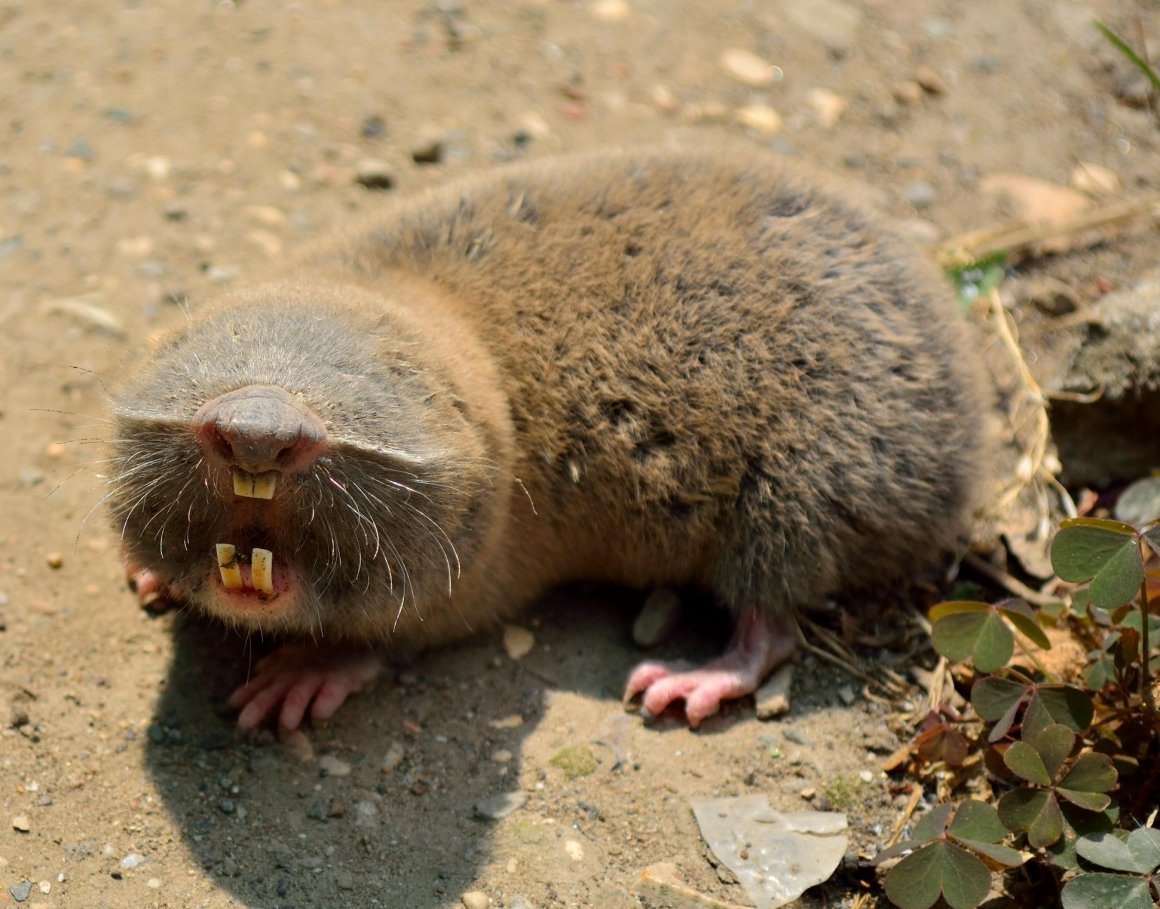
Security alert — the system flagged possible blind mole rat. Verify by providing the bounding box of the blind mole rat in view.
[109,145,987,730]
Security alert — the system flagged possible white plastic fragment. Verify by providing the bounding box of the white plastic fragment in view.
[689,795,848,909]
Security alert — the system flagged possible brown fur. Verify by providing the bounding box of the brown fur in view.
[110,145,987,649]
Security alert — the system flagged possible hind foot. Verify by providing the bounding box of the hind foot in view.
[623,611,796,727]
[228,644,384,731]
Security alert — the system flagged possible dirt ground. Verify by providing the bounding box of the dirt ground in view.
[1,1,1158,907]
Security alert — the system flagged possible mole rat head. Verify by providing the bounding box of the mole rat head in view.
[107,282,502,639]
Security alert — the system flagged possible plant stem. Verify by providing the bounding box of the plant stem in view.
[1138,537,1155,712]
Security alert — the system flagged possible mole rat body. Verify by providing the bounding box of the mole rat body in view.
[110,146,987,729]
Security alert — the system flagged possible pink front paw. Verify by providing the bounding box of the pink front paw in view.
[227,644,384,731]
[623,611,797,728]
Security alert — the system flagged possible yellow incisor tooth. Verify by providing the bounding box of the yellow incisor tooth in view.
[251,547,274,595]
[232,468,256,498]
[252,471,278,500]
[215,543,244,590]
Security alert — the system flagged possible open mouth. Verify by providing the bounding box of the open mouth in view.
[210,468,292,602]
[214,543,278,597]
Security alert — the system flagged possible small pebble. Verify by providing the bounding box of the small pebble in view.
[411,130,445,166]
[18,468,45,488]
[564,839,584,861]
[381,741,405,772]
[65,137,95,161]
[914,66,947,95]
[858,770,874,783]
[12,814,31,832]
[837,685,856,705]
[502,624,535,660]
[806,87,847,129]
[783,727,809,746]
[244,204,287,227]
[491,749,513,763]
[892,81,923,105]
[45,297,125,336]
[308,799,331,821]
[799,786,817,800]
[205,264,241,283]
[355,159,396,190]
[590,0,630,22]
[735,104,782,136]
[8,881,32,903]
[721,48,781,87]
[650,84,678,114]
[1070,162,1121,195]
[282,727,315,762]
[462,891,490,909]
[632,588,681,647]
[353,799,380,827]
[473,791,528,821]
[319,754,352,777]
[360,114,388,140]
[755,663,794,719]
[904,181,937,210]
[120,853,145,870]
[117,235,155,258]
[335,869,355,890]
[106,178,137,198]
[46,553,63,570]
[38,880,51,894]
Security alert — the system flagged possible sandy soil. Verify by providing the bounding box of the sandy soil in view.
[1,1,1157,907]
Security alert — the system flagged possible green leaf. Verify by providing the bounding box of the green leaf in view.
[1094,19,1160,95]
[929,600,992,621]
[947,800,1007,844]
[1143,524,1160,558]
[998,788,1065,849]
[951,838,1026,869]
[1077,829,1160,874]
[1026,723,1075,780]
[1076,831,1139,872]
[1047,805,1118,871]
[1125,827,1160,873]
[1003,741,1051,786]
[1082,648,1113,691]
[996,599,1052,650]
[971,676,1028,722]
[882,841,992,909]
[912,802,955,842]
[932,609,1014,672]
[1051,519,1144,609]
[1061,871,1156,909]
[1059,752,1117,795]
[1024,686,1094,738]
[1114,476,1160,527]
[946,253,1007,311]
[1058,789,1112,812]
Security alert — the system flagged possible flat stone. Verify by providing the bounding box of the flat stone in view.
[473,791,528,821]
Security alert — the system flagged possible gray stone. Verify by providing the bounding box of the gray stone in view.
[1030,271,1160,485]
[473,791,527,821]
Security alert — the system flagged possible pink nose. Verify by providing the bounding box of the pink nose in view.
[193,385,328,475]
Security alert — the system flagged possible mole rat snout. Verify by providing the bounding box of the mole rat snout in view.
[193,384,328,497]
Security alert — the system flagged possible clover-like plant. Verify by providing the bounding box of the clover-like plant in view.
[876,801,1026,909]
[1061,828,1160,909]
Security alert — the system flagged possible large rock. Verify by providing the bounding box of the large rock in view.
[1033,270,1160,486]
